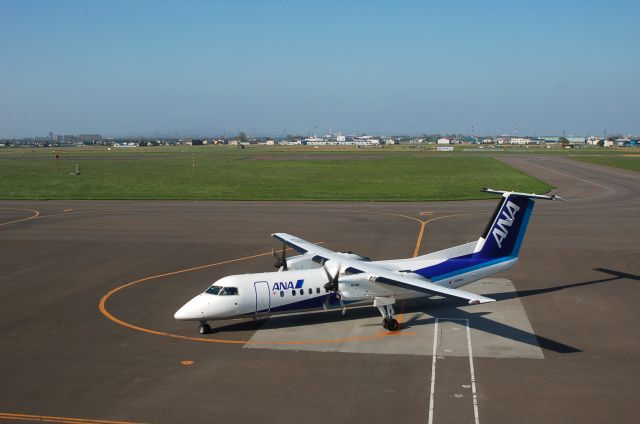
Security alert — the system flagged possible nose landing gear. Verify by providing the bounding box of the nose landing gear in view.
[198,322,211,335]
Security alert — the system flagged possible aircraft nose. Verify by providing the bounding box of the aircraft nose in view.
[174,296,206,320]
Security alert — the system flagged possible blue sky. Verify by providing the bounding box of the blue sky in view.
[1,0,638,138]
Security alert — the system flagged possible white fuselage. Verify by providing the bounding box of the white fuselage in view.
[174,189,558,332]
[173,256,517,322]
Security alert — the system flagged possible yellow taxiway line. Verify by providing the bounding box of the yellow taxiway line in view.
[0,412,145,424]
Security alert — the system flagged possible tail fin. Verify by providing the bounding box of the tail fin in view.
[410,188,562,282]
[473,188,562,259]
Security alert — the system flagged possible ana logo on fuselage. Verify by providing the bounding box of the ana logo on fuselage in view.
[492,201,521,248]
[272,279,304,291]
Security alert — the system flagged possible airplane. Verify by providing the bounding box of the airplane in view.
[174,188,563,334]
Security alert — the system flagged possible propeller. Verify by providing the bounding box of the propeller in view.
[272,241,288,271]
[322,262,345,315]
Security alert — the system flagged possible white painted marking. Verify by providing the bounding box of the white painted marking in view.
[427,319,439,424]
[466,319,481,424]
[427,318,481,424]
[245,278,544,359]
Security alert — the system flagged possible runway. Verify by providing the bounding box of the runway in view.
[0,155,639,423]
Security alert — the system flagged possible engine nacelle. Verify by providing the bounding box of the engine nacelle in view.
[285,253,323,270]
[337,275,370,300]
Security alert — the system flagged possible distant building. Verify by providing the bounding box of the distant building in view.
[437,138,450,145]
[586,136,601,146]
[511,137,531,145]
[567,137,586,146]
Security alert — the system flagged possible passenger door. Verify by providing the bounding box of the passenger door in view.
[254,281,270,313]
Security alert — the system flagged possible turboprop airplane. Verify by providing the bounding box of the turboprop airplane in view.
[175,188,563,334]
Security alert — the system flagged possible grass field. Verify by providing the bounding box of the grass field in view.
[570,155,640,173]
[0,147,552,201]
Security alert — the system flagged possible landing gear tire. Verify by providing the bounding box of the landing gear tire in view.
[198,323,211,335]
[382,318,389,329]
[386,318,399,332]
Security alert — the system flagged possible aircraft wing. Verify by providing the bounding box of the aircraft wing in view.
[369,270,496,305]
[272,232,338,256]
[272,232,495,305]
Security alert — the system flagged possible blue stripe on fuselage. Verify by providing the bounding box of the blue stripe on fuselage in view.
[257,293,354,314]
[414,256,513,281]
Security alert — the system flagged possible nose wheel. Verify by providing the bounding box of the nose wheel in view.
[198,322,211,335]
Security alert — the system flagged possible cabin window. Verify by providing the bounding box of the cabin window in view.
[316,287,321,294]
[280,291,284,297]
[299,289,304,296]
[308,288,312,295]
[292,290,296,296]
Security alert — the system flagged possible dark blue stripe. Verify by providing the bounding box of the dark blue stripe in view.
[510,200,533,257]
[258,293,352,314]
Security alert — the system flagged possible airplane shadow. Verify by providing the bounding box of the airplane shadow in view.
[213,268,638,354]
[484,268,639,303]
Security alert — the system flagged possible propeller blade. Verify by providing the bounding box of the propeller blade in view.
[281,242,287,271]
[321,262,346,315]
[322,264,339,291]
[273,242,288,270]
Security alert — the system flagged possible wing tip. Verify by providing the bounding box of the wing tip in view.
[469,297,496,305]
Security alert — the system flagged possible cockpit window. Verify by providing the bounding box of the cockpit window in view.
[220,287,238,296]
[206,285,222,295]
[205,285,238,296]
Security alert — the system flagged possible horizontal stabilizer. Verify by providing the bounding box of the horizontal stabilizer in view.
[482,187,565,201]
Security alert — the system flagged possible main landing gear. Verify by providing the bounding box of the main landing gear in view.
[382,317,399,331]
[374,297,399,332]
[198,322,211,335]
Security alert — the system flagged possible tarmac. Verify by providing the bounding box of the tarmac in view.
[0,155,638,423]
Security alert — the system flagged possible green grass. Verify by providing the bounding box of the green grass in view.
[0,149,552,201]
[570,155,640,173]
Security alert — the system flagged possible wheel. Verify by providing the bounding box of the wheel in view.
[198,323,211,335]
[382,317,389,329]
[386,318,399,332]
